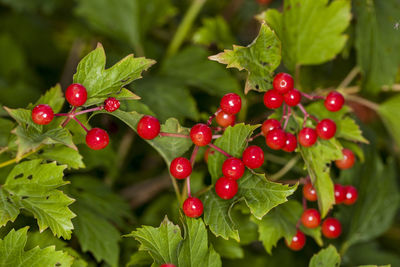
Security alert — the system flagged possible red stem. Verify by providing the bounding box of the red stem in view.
[248,132,263,142]
[61,107,76,127]
[186,146,200,197]
[281,104,287,124]
[207,143,232,158]
[73,117,89,133]
[283,107,291,130]
[55,113,70,117]
[74,106,104,116]
[301,92,324,100]
[159,132,190,138]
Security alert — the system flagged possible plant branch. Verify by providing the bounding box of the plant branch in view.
[345,94,379,111]
[0,145,44,169]
[338,66,360,89]
[269,154,301,181]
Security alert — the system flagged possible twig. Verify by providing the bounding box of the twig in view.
[74,106,104,116]
[73,117,89,132]
[269,154,301,181]
[337,66,360,89]
[159,132,190,138]
[0,145,44,169]
[345,94,379,111]
[208,143,232,158]
[283,107,291,130]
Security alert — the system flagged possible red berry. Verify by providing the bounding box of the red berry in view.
[204,148,214,163]
[170,157,192,179]
[86,128,109,150]
[65,83,88,107]
[215,177,238,199]
[322,218,342,239]
[220,93,242,115]
[183,197,203,218]
[285,230,306,251]
[190,123,212,146]
[273,73,294,95]
[261,119,281,136]
[282,133,297,152]
[137,115,160,140]
[343,185,358,205]
[242,145,264,169]
[222,158,245,180]
[334,184,346,204]
[160,264,176,267]
[298,127,317,147]
[324,91,344,112]
[263,90,284,109]
[104,97,120,112]
[266,128,286,150]
[316,119,337,140]
[301,209,321,229]
[303,183,317,202]
[335,148,355,169]
[31,104,54,125]
[283,89,301,107]
[215,109,235,128]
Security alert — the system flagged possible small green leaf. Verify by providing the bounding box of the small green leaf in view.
[3,160,75,239]
[126,216,183,265]
[4,107,42,132]
[209,23,281,93]
[300,139,343,217]
[261,0,351,70]
[0,227,73,267]
[38,145,84,169]
[73,43,155,104]
[33,84,65,113]
[378,95,400,149]
[84,88,140,107]
[309,245,341,267]
[127,251,153,267]
[193,16,235,50]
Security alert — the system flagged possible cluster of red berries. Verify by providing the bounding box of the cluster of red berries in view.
[262,73,344,151]
[31,83,121,150]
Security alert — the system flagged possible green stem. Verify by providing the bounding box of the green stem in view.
[337,66,360,90]
[165,0,206,58]
[0,145,44,169]
[269,154,301,181]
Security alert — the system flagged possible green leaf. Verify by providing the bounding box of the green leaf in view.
[0,227,73,267]
[299,139,343,217]
[73,43,155,103]
[95,110,193,164]
[208,123,259,183]
[345,242,400,267]
[33,84,65,113]
[252,200,300,254]
[72,204,120,267]
[309,245,341,267]
[210,235,244,260]
[300,225,323,247]
[178,218,222,267]
[4,107,42,132]
[209,23,281,93]
[306,102,368,143]
[160,46,241,96]
[0,188,19,226]
[202,190,240,241]
[0,118,14,147]
[3,160,75,239]
[378,95,400,149]
[127,251,154,267]
[354,0,400,94]
[84,88,140,107]
[193,16,235,50]
[238,171,298,219]
[261,0,351,70]
[126,216,183,265]
[38,145,84,169]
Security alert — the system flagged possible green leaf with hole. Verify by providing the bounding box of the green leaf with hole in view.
[3,160,75,239]
[38,145,84,169]
[300,139,343,217]
[209,23,281,93]
[260,0,351,71]
[309,245,341,267]
[0,227,73,267]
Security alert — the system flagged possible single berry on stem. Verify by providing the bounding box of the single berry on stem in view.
[242,145,264,169]
[65,83,88,107]
[190,123,212,146]
[215,177,238,199]
[303,182,317,202]
[334,184,346,204]
[316,119,337,140]
[273,73,294,94]
[335,148,355,169]
[264,90,284,109]
[32,104,54,125]
[283,89,301,107]
[301,209,321,229]
[183,197,203,218]
[324,91,344,112]
[170,157,192,179]
[220,93,242,115]
[322,218,342,239]
[137,115,161,140]
[104,97,120,112]
[285,230,306,251]
[266,128,286,150]
[298,127,318,147]
[261,119,281,136]
[86,128,109,150]
[282,132,297,152]
[222,158,245,180]
[215,109,235,128]
[343,185,358,205]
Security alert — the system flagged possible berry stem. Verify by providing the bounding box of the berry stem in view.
[159,132,190,138]
[73,117,89,133]
[283,107,292,130]
[207,112,217,126]
[301,92,324,100]
[248,132,263,142]
[207,143,232,158]
[298,103,319,127]
[74,106,104,116]
[212,134,222,139]
[186,146,199,197]
[61,107,76,127]
[54,113,70,117]
[281,104,287,124]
